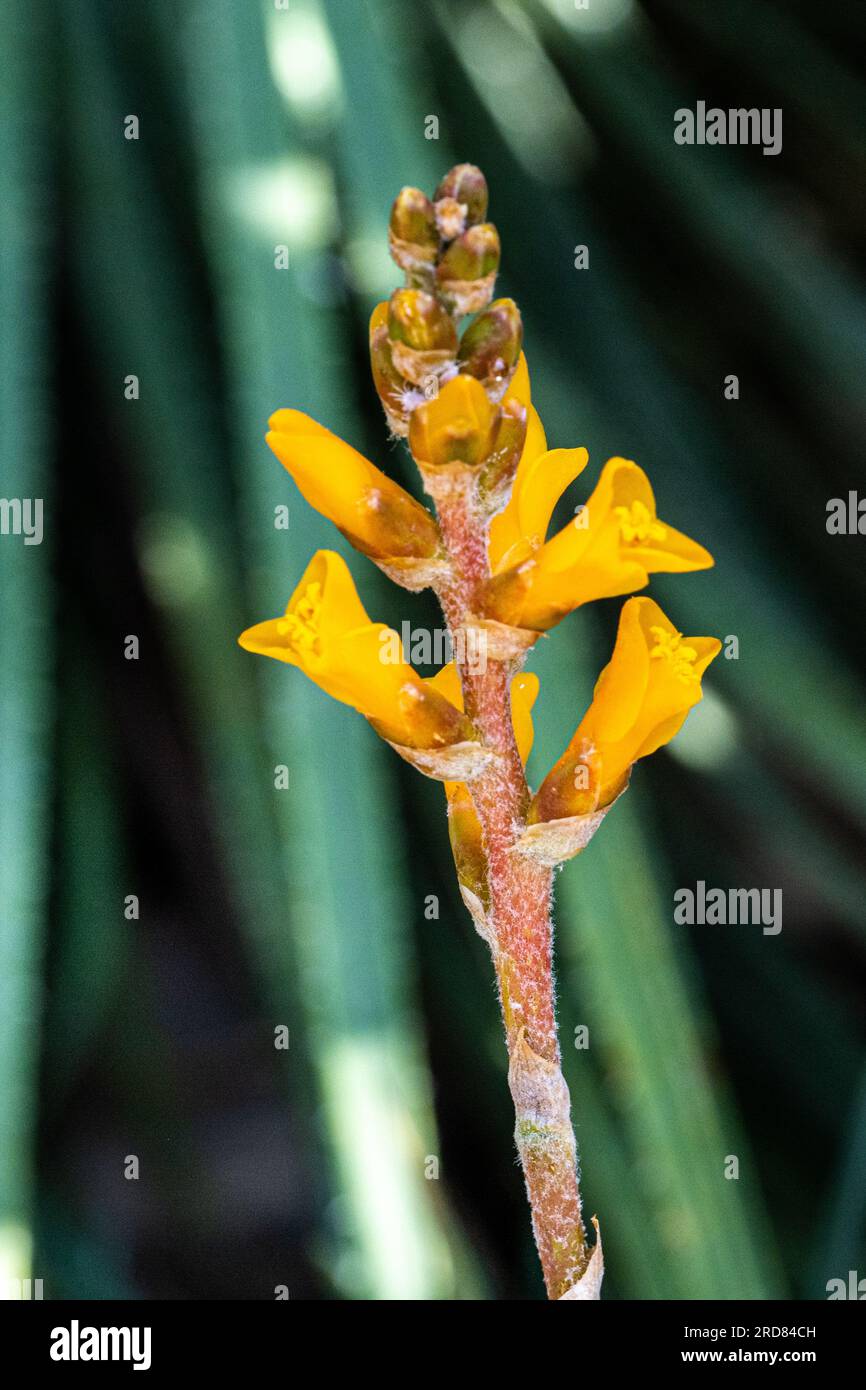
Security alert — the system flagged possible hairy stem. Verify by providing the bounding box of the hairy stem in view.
[433,479,589,1299]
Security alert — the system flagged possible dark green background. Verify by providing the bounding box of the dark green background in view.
[1,0,864,1299]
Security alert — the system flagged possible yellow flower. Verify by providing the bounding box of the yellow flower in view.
[238,549,472,751]
[266,410,440,563]
[488,441,588,573]
[406,374,528,487]
[530,597,721,824]
[484,454,714,631]
[408,375,500,469]
[425,664,540,903]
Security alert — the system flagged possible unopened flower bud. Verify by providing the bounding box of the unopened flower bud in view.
[389,187,439,274]
[438,224,500,281]
[479,398,527,507]
[528,742,602,826]
[437,224,500,314]
[384,680,478,753]
[435,164,488,226]
[458,298,523,399]
[266,409,441,568]
[480,558,542,630]
[370,324,409,435]
[388,288,458,386]
[448,784,489,908]
[388,288,455,351]
[409,375,499,471]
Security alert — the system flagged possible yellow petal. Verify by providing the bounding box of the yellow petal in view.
[599,458,714,574]
[425,661,462,709]
[511,670,540,764]
[583,597,721,801]
[267,411,438,560]
[239,550,369,664]
[488,457,713,631]
[239,551,468,748]
[531,597,720,821]
[321,623,421,721]
[266,412,379,531]
[636,522,714,573]
[509,351,531,407]
[582,596,653,745]
[409,375,498,468]
[487,406,551,570]
[482,551,647,631]
[490,447,589,573]
[535,455,624,575]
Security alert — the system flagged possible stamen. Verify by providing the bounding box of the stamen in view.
[277,581,323,654]
[615,500,667,545]
[648,625,699,682]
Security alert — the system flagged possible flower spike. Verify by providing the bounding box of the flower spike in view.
[239,161,721,1302]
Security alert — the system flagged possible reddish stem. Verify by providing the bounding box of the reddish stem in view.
[433,478,588,1300]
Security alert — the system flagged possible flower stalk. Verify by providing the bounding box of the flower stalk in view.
[430,452,592,1300]
[239,163,719,1300]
